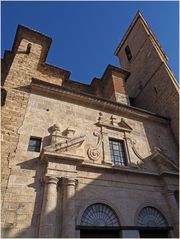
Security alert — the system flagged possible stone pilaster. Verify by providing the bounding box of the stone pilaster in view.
[62,178,77,238]
[164,190,179,236]
[39,176,59,238]
[101,128,112,165]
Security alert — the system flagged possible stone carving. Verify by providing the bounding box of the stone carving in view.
[97,112,132,132]
[150,147,179,172]
[52,123,61,133]
[51,123,62,144]
[44,135,85,153]
[97,112,103,123]
[87,131,102,161]
[128,137,144,161]
[41,124,86,159]
[64,127,76,138]
[110,115,118,126]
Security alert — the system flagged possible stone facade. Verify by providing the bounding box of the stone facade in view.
[1,12,179,238]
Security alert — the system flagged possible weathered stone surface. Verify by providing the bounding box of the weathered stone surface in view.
[1,13,179,238]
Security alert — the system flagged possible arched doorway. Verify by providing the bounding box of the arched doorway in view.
[80,203,121,238]
[137,206,169,238]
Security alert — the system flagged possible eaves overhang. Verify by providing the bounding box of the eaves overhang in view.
[31,78,170,124]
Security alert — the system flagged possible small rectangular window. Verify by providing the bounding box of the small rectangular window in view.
[125,45,132,61]
[28,137,42,152]
[1,88,7,106]
[109,139,127,166]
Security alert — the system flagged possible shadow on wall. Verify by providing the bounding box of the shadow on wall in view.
[142,119,179,164]
[2,157,46,238]
[1,153,178,238]
[14,83,179,167]
[2,85,178,238]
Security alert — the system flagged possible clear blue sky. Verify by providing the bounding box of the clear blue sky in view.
[1,1,179,83]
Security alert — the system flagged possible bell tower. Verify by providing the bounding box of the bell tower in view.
[114,11,179,144]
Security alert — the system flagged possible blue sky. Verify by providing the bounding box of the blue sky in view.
[1,1,179,83]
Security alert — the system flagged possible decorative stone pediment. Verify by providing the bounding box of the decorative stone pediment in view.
[96,112,132,132]
[131,146,179,174]
[150,147,179,174]
[126,137,178,174]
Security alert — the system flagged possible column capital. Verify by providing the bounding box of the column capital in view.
[64,177,78,186]
[45,175,59,185]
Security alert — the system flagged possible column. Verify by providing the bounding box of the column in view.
[164,190,179,237]
[101,128,112,165]
[62,178,77,238]
[39,176,59,238]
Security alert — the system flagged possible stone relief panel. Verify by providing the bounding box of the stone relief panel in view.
[43,123,86,158]
[87,131,103,161]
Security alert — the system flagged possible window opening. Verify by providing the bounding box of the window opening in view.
[81,203,120,227]
[137,207,169,238]
[109,139,127,166]
[125,45,132,61]
[28,136,42,152]
[137,206,168,227]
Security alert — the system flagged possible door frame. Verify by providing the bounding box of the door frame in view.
[76,225,173,238]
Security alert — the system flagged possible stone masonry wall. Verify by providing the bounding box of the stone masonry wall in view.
[2,22,179,238]
[116,15,179,145]
[1,89,178,237]
[1,28,68,206]
[134,64,179,145]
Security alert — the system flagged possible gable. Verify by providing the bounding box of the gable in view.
[97,112,132,132]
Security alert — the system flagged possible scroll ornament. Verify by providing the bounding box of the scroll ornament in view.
[87,131,102,161]
[128,137,144,161]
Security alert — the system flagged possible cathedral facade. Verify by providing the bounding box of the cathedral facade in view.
[1,12,179,238]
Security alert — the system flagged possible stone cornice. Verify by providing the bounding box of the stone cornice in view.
[31,78,169,124]
[159,171,179,177]
[40,151,179,178]
[78,162,179,178]
[40,151,85,164]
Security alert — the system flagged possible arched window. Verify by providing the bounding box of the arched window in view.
[81,203,120,227]
[137,206,168,227]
